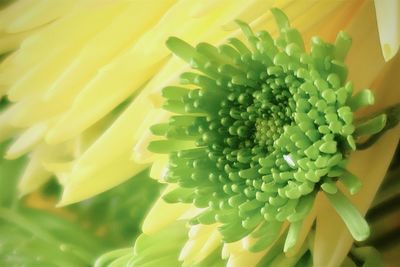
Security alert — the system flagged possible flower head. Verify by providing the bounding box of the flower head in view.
[148,8,382,254]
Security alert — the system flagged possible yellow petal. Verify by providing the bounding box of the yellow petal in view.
[0,0,38,31]
[70,95,157,177]
[226,244,266,267]
[4,0,78,33]
[59,149,147,205]
[42,0,176,112]
[300,0,364,43]
[180,224,220,266]
[5,122,47,159]
[142,185,192,235]
[374,0,400,61]
[285,207,316,257]
[18,152,52,196]
[0,30,34,54]
[149,156,169,182]
[0,107,19,142]
[6,2,128,102]
[345,0,386,90]
[193,229,222,264]
[0,2,126,89]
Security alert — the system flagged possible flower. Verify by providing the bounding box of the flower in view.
[150,6,375,253]
[129,6,400,267]
[0,0,399,266]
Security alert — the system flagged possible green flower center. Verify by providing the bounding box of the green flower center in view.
[252,80,295,150]
[149,8,379,252]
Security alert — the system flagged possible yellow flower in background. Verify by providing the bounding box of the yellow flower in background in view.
[0,0,399,266]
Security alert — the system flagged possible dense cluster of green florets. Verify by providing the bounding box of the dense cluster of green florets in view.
[149,9,377,252]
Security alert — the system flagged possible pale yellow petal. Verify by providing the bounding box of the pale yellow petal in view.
[0,30,34,54]
[7,3,128,102]
[149,156,169,182]
[374,0,400,61]
[5,122,47,159]
[142,185,192,235]
[2,96,55,128]
[300,0,364,43]
[290,0,343,39]
[285,208,316,257]
[18,152,52,196]
[42,0,176,113]
[59,149,147,205]
[193,229,222,264]
[0,0,38,31]
[69,96,157,176]
[73,114,118,157]
[0,1,127,91]
[65,57,176,177]
[226,245,266,267]
[4,0,78,33]
[0,107,19,142]
[346,0,385,90]
[180,224,220,266]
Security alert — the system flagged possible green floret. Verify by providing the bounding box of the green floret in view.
[149,8,383,252]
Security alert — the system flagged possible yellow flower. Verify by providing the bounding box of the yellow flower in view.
[0,0,399,266]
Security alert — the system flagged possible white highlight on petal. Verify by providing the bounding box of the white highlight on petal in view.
[283,154,296,167]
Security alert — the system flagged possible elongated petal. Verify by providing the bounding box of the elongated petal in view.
[141,184,194,235]
[0,0,78,33]
[5,122,47,159]
[59,150,147,205]
[374,0,400,61]
[180,224,221,266]
[18,152,52,196]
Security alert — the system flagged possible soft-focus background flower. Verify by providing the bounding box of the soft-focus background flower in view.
[0,0,399,266]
